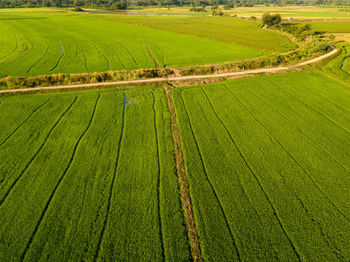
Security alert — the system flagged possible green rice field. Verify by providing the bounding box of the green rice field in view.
[308,21,350,33]
[0,9,296,78]
[1,71,350,261]
[173,72,350,261]
[0,88,190,261]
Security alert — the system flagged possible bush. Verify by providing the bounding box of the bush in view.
[262,13,281,26]
[223,4,233,10]
[72,7,84,11]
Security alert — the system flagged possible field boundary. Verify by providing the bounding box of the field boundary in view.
[163,84,203,261]
[0,47,338,95]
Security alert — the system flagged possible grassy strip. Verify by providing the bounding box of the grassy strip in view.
[320,42,350,82]
[0,44,329,90]
[163,84,203,261]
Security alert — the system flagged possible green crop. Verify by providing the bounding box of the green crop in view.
[0,88,190,261]
[173,71,350,261]
[1,71,349,261]
[0,10,288,78]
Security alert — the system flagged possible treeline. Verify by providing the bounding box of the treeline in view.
[1,0,350,9]
[135,0,350,7]
[0,0,127,8]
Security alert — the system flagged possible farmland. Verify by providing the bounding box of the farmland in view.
[173,72,350,261]
[139,5,350,20]
[1,70,350,260]
[1,4,350,262]
[0,9,298,78]
[0,88,190,261]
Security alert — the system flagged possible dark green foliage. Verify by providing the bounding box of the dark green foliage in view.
[280,23,315,40]
[262,12,281,26]
[72,6,84,11]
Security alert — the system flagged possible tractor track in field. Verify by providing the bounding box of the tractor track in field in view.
[0,97,77,207]
[152,44,165,66]
[201,85,301,260]
[73,39,89,72]
[145,44,159,68]
[227,84,345,255]
[120,43,139,66]
[111,46,126,69]
[0,98,50,146]
[20,94,100,261]
[93,93,126,262]
[268,79,350,134]
[230,89,349,259]
[74,39,88,71]
[151,92,166,261]
[0,31,18,63]
[49,41,64,72]
[200,88,263,220]
[0,31,28,65]
[163,85,202,261]
[205,85,342,257]
[223,86,303,261]
[227,86,350,225]
[27,43,49,73]
[0,47,338,95]
[94,44,111,70]
[296,80,350,113]
[241,83,350,175]
[180,90,241,262]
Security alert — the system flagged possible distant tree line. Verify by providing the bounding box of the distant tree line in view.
[0,0,127,8]
[1,0,350,9]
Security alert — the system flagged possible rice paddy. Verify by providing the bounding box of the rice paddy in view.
[0,9,297,78]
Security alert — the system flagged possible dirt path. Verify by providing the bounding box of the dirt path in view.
[145,44,159,68]
[0,47,338,95]
[163,84,203,261]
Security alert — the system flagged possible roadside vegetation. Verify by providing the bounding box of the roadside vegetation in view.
[321,43,350,81]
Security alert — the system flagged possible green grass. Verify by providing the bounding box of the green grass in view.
[0,88,190,261]
[321,43,350,81]
[173,71,350,261]
[100,15,296,53]
[308,21,350,33]
[0,9,297,78]
[1,71,350,261]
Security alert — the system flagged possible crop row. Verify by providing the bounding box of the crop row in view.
[173,72,350,261]
[0,12,268,78]
[1,71,349,261]
[0,89,190,261]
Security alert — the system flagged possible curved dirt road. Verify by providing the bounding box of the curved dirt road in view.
[0,47,338,95]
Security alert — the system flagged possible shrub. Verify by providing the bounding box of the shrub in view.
[262,13,281,26]
[72,7,84,12]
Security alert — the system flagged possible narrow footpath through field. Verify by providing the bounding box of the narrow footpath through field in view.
[0,47,338,95]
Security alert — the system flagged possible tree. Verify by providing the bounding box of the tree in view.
[271,14,281,25]
[262,12,281,26]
